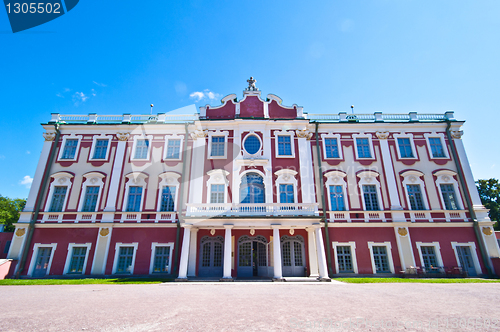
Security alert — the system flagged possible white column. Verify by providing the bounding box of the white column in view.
[188,133,206,204]
[187,228,198,276]
[315,226,329,279]
[377,133,405,221]
[177,225,192,279]
[307,227,319,277]
[102,137,127,222]
[222,225,233,279]
[297,135,316,204]
[272,226,283,279]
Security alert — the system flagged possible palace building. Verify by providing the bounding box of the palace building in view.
[6,79,500,280]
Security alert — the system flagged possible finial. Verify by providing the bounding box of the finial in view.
[246,77,258,91]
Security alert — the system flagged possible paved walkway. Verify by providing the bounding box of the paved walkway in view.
[1,282,500,331]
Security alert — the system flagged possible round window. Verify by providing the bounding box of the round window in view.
[244,135,261,155]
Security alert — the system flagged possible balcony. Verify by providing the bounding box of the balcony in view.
[186,203,319,217]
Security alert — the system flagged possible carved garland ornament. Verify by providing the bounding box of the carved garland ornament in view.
[116,132,130,141]
[190,130,208,140]
[376,131,390,139]
[295,129,313,140]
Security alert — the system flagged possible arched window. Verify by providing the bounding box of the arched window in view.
[240,172,265,204]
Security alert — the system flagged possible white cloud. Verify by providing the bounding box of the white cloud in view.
[189,89,221,102]
[91,88,96,97]
[26,151,31,154]
[93,81,107,87]
[20,175,33,188]
[56,93,64,98]
[73,92,89,106]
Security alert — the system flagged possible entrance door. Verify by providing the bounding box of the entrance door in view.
[281,235,306,277]
[456,245,476,276]
[33,247,52,277]
[198,236,224,277]
[237,235,269,277]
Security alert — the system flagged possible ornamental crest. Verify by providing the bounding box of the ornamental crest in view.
[100,228,110,237]
[15,228,26,237]
[397,227,408,236]
[482,227,493,236]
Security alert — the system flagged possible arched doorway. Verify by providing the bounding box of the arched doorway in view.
[238,235,270,277]
[240,172,265,203]
[281,235,306,277]
[198,236,224,277]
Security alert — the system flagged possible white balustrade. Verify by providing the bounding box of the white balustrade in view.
[186,203,319,217]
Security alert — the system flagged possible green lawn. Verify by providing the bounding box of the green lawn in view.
[335,277,500,284]
[0,278,172,286]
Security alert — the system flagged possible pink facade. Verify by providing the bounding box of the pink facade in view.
[6,82,500,280]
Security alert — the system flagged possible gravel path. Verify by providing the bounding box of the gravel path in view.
[1,282,500,331]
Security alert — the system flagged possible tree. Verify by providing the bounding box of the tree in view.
[0,195,26,232]
[476,179,500,230]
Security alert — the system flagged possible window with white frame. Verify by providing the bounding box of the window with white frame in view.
[325,171,347,211]
[63,243,92,274]
[113,243,138,274]
[208,131,229,159]
[28,243,57,277]
[394,133,416,159]
[243,133,262,156]
[274,169,298,205]
[321,134,342,159]
[150,242,174,274]
[368,242,394,274]
[357,171,383,211]
[131,136,152,160]
[424,133,449,159]
[77,172,105,213]
[157,172,180,212]
[58,135,82,161]
[164,135,183,160]
[332,242,358,274]
[416,242,444,269]
[274,130,295,158]
[206,169,229,204]
[89,135,112,160]
[82,186,99,212]
[122,172,148,212]
[353,134,374,159]
[451,242,481,276]
[434,170,463,210]
[401,170,429,211]
[45,172,74,213]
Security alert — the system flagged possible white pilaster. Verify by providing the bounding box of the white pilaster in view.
[315,226,329,279]
[102,138,127,222]
[297,136,316,204]
[188,133,206,204]
[307,227,319,277]
[272,226,283,279]
[177,225,192,279]
[222,225,233,279]
[187,228,199,276]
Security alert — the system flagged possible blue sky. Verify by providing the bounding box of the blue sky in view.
[1,0,499,199]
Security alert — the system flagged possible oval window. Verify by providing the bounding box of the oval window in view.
[244,135,261,155]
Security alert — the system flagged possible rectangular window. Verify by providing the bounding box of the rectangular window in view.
[363,185,379,211]
[279,184,294,203]
[165,139,181,159]
[153,246,171,273]
[329,185,345,211]
[397,138,414,158]
[372,246,390,273]
[337,246,353,272]
[61,139,78,159]
[116,247,134,274]
[440,184,459,210]
[134,139,150,159]
[325,138,339,158]
[277,135,292,156]
[407,184,425,210]
[211,136,225,157]
[92,139,109,159]
[210,184,225,204]
[356,138,371,158]
[68,247,87,274]
[429,137,445,158]
[82,186,99,212]
[49,186,67,212]
[160,186,176,211]
[421,246,438,268]
[127,186,143,212]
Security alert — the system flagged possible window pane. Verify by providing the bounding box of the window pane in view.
[127,186,143,212]
[429,138,445,158]
[372,246,390,272]
[68,247,87,274]
[117,247,134,273]
[325,138,339,158]
[356,138,371,158]
[240,173,265,203]
[82,186,99,212]
[93,139,108,159]
[211,136,225,157]
[160,186,176,211]
[244,135,261,154]
[407,184,425,210]
[363,185,379,211]
[397,138,414,158]
[166,139,181,159]
[61,139,78,159]
[210,184,225,204]
[329,185,345,211]
[153,246,171,273]
[279,184,294,203]
[421,246,438,268]
[440,184,459,210]
[337,246,353,272]
[49,186,67,212]
[134,139,149,159]
[278,136,292,156]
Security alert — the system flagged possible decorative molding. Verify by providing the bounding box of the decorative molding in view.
[15,228,26,237]
[100,228,110,237]
[482,227,493,236]
[190,130,208,140]
[43,132,56,141]
[295,129,313,140]
[450,130,464,139]
[116,132,130,141]
[397,227,408,236]
[376,131,390,139]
